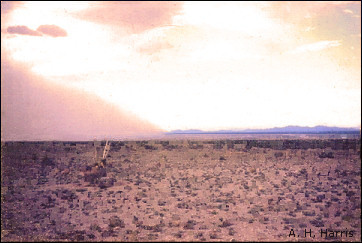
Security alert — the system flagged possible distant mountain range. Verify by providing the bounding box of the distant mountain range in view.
[167,126,361,134]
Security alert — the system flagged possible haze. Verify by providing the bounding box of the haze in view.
[1,1,361,141]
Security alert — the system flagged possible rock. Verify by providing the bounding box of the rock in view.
[169,220,181,227]
[228,228,236,236]
[248,167,256,173]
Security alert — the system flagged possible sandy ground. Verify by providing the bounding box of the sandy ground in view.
[1,139,361,241]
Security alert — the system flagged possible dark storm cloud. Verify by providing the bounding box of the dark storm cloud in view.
[1,53,162,141]
[37,25,67,37]
[7,25,42,36]
[76,1,183,34]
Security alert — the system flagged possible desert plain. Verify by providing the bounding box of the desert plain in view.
[1,138,361,241]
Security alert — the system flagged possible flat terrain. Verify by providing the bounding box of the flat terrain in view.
[1,139,361,241]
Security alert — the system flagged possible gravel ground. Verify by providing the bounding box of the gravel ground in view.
[1,139,361,241]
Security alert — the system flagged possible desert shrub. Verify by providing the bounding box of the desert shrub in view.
[184,220,196,230]
[84,173,97,183]
[319,152,334,158]
[213,142,223,149]
[136,141,148,146]
[160,141,169,146]
[226,141,234,149]
[60,189,78,201]
[144,145,157,150]
[274,152,284,158]
[166,145,178,150]
[327,152,334,158]
[98,177,115,189]
[190,144,203,149]
[109,216,125,228]
[299,168,307,175]
[41,156,55,167]
[219,220,233,228]
[246,140,256,149]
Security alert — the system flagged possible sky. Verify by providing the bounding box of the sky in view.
[1,1,361,140]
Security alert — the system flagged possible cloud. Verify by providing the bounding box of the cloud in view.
[76,1,183,34]
[1,1,24,15]
[137,39,173,55]
[343,9,354,14]
[6,24,68,37]
[266,1,360,22]
[37,25,67,37]
[265,1,361,37]
[1,53,162,141]
[7,25,42,36]
[289,40,342,54]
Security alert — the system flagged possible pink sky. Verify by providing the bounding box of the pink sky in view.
[1,1,361,140]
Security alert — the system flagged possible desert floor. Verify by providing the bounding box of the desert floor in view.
[1,139,361,241]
